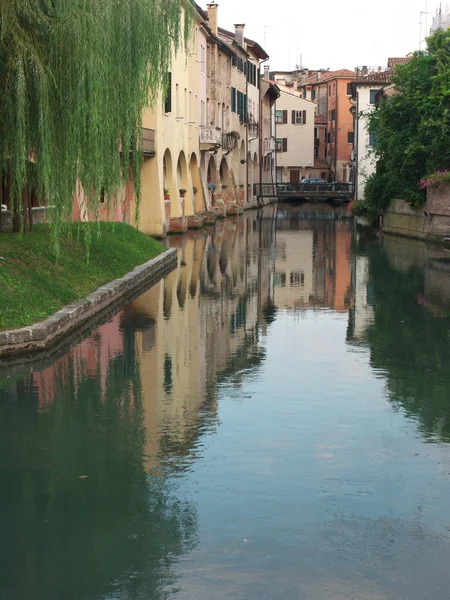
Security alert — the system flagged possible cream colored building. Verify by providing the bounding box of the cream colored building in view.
[274,85,315,183]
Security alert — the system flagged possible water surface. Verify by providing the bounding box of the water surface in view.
[2,204,450,599]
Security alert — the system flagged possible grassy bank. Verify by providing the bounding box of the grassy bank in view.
[0,223,166,330]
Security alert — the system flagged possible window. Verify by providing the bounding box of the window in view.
[324,146,327,158]
[276,167,283,182]
[314,146,319,158]
[348,131,354,144]
[314,127,318,138]
[333,83,336,95]
[328,85,331,97]
[328,110,331,120]
[311,89,316,100]
[293,110,304,124]
[369,89,378,104]
[164,72,172,113]
[275,272,286,287]
[369,131,377,146]
[331,109,336,121]
[276,138,287,152]
[275,109,283,123]
[327,132,331,144]
[290,271,305,286]
[347,82,352,95]
[231,87,237,113]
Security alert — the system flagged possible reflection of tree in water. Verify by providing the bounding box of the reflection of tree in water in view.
[0,346,197,600]
[358,236,450,443]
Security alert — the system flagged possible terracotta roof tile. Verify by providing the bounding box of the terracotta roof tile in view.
[388,57,411,68]
[320,69,355,82]
[355,71,392,84]
[315,114,327,124]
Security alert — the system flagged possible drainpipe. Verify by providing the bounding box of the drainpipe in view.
[259,57,269,207]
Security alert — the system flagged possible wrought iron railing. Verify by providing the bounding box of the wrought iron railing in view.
[254,182,354,197]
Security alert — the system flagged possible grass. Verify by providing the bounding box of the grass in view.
[0,222,166,330]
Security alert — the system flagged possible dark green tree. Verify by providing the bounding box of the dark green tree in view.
[365,28,450,215]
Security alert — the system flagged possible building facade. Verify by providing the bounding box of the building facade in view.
[350,68,392,200]
[274,84,315,183]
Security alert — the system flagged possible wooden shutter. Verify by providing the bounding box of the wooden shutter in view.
[302,110,307,125]
[282,110,287,124]
[292,110,296,124]
[282,138,287,152]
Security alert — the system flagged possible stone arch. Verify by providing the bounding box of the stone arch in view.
[239,141,246,184]
[220,157,230,187]
[163,149,178,219]
[176,150,193,216]
[190,152,204,213]
[207,155,218,207]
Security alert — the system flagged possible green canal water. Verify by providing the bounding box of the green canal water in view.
[2,204,450,599]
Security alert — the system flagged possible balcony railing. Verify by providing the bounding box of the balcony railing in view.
[200,127,222,148]
[142,128,155,157]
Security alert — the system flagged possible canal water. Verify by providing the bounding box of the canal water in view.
[2,204,450,599]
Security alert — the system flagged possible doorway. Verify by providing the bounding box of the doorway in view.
[290,170,300,183]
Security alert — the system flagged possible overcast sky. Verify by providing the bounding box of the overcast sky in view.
[214,0,441,70]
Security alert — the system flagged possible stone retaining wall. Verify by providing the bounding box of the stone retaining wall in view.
[383,185,450,240]
[0,248,177,358]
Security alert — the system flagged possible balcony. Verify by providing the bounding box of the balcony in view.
[142,128,155,157]
[200,127,222,149]
[264,138,275,152]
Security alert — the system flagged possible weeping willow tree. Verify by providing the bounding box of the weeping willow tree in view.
[0,0,193,247]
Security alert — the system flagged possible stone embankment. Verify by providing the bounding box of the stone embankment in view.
[383,184,450,241]
[0,248,177,358]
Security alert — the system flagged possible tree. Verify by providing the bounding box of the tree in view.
[365,29,450,215]
[0,0,192,245]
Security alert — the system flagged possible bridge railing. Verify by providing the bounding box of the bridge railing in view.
[254,182,354,197]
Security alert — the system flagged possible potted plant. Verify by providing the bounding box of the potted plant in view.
[239,184,244,188]
[207,181,215,192]
[164,187,170,200]
[222,185,228,189]
[179,188,187,197]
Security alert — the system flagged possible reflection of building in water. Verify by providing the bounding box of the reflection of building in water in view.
[31,208,277,470]
[33,313,125,408]
[99,208,276,469]
[274,217,354,311]
[347,254,374,343]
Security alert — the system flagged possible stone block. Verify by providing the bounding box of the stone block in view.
[187,214,204,229]
[168,216,188,233]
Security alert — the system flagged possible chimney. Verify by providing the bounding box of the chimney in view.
[264,65,270,81]
[234,24,245,47]
[207,3,218,35]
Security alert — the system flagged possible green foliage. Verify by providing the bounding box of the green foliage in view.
[365,29,450,213]
[0,0,193,247]
[0,222,166,329]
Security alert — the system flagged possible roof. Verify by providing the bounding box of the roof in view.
[388,57,412,68]
[218,27,269,60]
[314,114,327,124]
[354,70,392,85]
[275,82,317,105]
[320,69,355,82]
